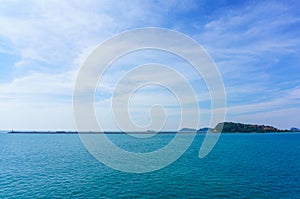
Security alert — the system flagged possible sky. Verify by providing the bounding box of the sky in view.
[0,0,299,131]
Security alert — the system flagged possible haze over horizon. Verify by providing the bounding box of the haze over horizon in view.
[0,0,300,131]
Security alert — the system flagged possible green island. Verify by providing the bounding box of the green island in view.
[210,122,293,133]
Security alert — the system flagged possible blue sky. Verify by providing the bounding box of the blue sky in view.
[0,0,299,130]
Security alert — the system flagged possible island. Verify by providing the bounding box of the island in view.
[179,128,197,132]
[290,127,300,132]
[211,122,288,133]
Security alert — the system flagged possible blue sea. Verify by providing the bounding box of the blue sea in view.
[1,133,300,198]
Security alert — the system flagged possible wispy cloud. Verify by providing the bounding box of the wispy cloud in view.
[188,1,300,127]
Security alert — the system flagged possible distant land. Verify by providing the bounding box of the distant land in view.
[198,127,213,133]
[212,122,293,133]
[179,128,197,132]
[290,127,300,132]
[5,122,300,134]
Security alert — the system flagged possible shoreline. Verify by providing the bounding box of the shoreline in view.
[5,131,300,134]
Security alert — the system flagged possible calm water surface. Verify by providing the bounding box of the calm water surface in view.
[1,133,300,198]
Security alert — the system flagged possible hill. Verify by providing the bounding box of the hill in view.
[212,122,283,133]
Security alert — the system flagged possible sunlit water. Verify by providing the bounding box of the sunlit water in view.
[1,133,300,198]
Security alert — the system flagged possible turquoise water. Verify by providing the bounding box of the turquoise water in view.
[1,133,300,198]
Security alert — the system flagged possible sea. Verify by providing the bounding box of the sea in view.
[1,133,300,198]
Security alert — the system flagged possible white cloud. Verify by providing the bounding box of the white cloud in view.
[0,0,199,70]
[197,1,300,65]
[0,100,75,131]
[0,71,74,97]
[0,0,204,130]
